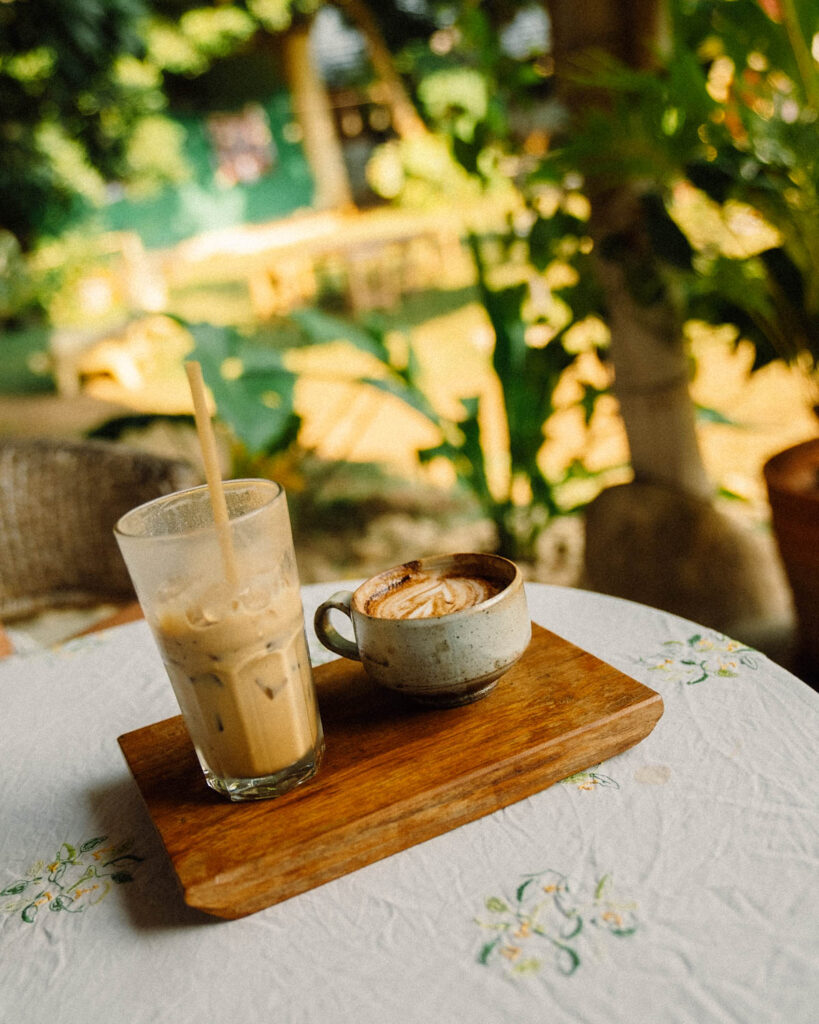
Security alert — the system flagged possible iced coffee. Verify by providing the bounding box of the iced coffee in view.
[155,576,320,787]
[115,479,324,801]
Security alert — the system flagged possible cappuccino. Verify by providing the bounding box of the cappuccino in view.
[363,565,506,620]
[314,552,530,707]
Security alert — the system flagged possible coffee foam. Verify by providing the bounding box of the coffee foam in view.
[364,568,505,620]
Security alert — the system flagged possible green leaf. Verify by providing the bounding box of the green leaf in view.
[360,376,440,424]
[579,383,605,425]
[48,862,68,886]
[528,212,586,272]
[694,404,741,427]
[188,322,302,456]
[759,247,806,311]
[79,836,107,854]
[289,308,390,364]
[554,942,580,976]
[485,896,509,913]
[49,894,75,912]
[478,938,500,965]
[716,485,749,503]
[560,914,583,940]
[21,901,39,924]
[685,161,734,204]
[641,193,694,270]
[1,880,31,896]
[58,842,76,863]
[455,396,492,506]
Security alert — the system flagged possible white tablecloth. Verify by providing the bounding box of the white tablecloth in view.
[2,582,817,1023]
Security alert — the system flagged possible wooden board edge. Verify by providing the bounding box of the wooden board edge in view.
[181,690,664,918]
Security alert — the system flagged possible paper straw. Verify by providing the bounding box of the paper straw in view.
[185,361,239,589]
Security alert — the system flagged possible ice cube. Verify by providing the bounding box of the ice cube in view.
[156,577,185,604]
[239,577,272,612]
[186,582,234,626]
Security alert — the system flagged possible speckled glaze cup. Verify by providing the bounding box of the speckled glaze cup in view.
[313,553,531,707]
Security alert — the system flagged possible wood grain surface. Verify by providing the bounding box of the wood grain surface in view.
[118,623,663,919]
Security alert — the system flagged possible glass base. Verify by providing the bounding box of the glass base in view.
[203,739,325,802]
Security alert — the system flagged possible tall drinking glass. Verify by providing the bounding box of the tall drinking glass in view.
[115,479,324,801]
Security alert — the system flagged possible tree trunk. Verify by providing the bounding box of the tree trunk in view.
[547,0,708,495]
[587,186,711,497]
[544,0,792,643]
[331,0,428,139]
[282,21,354,211]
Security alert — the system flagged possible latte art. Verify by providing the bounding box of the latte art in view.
[365,570,504,620]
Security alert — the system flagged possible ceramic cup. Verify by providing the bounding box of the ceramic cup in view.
[313,552,531,707]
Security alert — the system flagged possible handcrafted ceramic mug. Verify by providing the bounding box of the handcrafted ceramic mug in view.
[313,552,531,707]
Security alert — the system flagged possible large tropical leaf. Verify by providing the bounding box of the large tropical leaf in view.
[187,322,301,455]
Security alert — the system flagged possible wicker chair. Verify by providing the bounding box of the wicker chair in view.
[0,437,199,622]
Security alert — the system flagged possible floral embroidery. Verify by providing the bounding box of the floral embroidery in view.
[476,870,637,977]
[639,633,760,685]
[561,764,619,791]
[1,836,144,924]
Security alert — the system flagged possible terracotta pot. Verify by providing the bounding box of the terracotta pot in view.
[763,438,819,674]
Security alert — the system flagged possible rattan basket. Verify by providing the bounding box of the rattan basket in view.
[0,437,199,620]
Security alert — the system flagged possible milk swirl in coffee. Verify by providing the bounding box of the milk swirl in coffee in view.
[364,566,505,620]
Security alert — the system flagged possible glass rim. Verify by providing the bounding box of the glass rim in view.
[114,477,283,540]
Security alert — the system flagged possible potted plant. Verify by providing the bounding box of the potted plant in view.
[763,440,819,677]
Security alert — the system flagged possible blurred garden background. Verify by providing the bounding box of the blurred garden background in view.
[1,0,817,675]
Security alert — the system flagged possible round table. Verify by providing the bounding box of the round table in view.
[1,582,817,1023]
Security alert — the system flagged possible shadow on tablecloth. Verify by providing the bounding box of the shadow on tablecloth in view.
[86,776,222,932]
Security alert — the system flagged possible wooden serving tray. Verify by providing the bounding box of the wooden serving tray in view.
[118,623,663,919]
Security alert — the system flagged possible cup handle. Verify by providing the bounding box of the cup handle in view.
[314,591,361,661]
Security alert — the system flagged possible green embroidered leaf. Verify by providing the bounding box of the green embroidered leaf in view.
[555,943,580,976]
[110,872,134,884]
[58,843,76,863]
[485,896,508,913]
[48,862,68,886]
[516,878,534,902]
[49,895,75,912]
[559,914,583,940]
[21,901,39,924]
[67,866,94,891]
[478,938,500,964]
[512,957,542,975]
[79,836,107,854]
[0,880,30,896]
[609,922,637,937]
